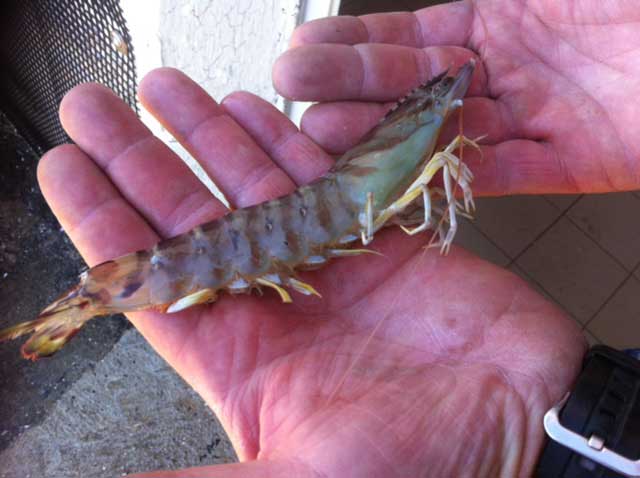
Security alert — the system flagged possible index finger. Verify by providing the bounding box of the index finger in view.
[60,84,225,238]
[290,2,473,48]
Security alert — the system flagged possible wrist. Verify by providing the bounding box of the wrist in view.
[535,345,640,477]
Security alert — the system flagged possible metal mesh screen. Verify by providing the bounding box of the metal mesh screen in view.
[0,0,138,154]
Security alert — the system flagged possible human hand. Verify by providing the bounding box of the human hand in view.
[38,67,585,477]
[274,0,640,196]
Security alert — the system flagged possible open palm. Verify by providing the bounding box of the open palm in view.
[36,64,585,477]
[274,0,640,196]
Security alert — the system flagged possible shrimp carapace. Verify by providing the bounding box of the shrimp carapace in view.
[0,61,480,360]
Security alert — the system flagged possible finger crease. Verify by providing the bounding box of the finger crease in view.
[165,189,220,236]
[411,12,425,48]
[354,46,368,99]
[415,49,431,84]
[492,146,509,196]
[545,141,579,193]
[497,99,518,139]
[103,134,157,175]
[229,161,290,206]
[69,196,129,237]
[268,129,298,159]
[356,17,371,43]
[183,109,226,146]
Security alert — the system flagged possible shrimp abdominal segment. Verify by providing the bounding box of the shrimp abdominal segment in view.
[0,61,479,359]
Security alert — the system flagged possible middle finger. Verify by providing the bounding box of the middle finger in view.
[139,68,297,208]
[273,43,487,102]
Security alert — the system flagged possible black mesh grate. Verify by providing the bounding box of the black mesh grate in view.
[0,0,138,154]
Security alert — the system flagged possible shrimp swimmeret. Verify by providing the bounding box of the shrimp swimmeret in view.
[0,61,480,360]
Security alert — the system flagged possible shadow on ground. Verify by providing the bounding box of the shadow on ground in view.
[0,117,129,452]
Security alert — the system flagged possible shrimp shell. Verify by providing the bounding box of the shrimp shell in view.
[0,61,477,360]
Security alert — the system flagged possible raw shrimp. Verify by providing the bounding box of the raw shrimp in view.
[0,61,480,360]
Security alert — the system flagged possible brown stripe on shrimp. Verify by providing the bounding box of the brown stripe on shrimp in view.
[299,185,333,247]
[0,61,479,359]
[245,206,267,273]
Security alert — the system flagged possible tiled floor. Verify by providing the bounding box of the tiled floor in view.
[339,0,640,349]
[454,194,640,348]
[340,0,434,15]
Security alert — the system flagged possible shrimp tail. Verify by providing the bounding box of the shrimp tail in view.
[0,284,96,360]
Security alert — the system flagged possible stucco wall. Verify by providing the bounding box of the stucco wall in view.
[122,0,309,203]
[159,0,301,107]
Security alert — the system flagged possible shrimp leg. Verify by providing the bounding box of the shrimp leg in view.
[440,163,458,254]
[256,277,293,303]
[360,192,375,246]
[287,278,322,298]
[166,288,217,313]
[399,184,433,235]
[372,134,481,253]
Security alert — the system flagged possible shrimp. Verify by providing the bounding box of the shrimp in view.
[0,61,480,360]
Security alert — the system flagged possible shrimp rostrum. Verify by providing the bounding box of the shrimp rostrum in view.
[0,61,480,360]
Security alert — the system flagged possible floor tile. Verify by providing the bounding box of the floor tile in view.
[587,276,640,349]
[516,218,627,324]
[340,0,451,16]
[454,219,510,267]
[471,196,562,258]
[401,0,445,11]
[508,263,554,303]
[508,264,580,324]
[583,329,601,347]
[544,194,581,212]
[567,193,640,270]
[339,0,403,14]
